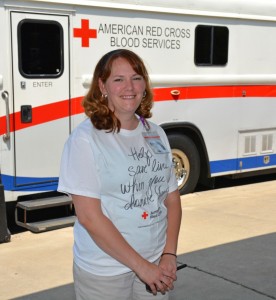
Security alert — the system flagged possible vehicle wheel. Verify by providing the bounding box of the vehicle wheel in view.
[168,134,200,195]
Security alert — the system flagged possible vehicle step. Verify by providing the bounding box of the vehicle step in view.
[16,195,72,211]
[16,215,76,233]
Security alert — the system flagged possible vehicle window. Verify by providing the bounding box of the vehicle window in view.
[195,25,229,66]
[18,19,63,78]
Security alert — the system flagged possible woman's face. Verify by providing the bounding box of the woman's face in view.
[99,57,146,119]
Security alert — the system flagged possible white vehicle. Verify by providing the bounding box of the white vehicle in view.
[1,0,276,234]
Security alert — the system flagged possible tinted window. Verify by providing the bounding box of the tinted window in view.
[195,25,229,66]
[18,19,63,78]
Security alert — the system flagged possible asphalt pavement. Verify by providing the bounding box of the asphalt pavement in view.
[0,179,276,300]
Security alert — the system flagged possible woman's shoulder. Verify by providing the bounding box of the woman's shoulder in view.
[147,119,165,134]
[69,118,94,140]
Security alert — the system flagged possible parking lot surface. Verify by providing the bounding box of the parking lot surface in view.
[0,179,276,300]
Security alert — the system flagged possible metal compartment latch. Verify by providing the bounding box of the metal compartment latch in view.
[21,105,32,123]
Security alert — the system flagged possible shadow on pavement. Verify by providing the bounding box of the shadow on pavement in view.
[172,233,276,300]
[10,233,276,300]
[11,283,75,300]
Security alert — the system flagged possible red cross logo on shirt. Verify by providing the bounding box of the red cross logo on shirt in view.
[73,19,97,47]
[142,211,149,220]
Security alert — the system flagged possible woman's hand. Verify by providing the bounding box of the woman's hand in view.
[135,259,176,295]
[159,254,178,290]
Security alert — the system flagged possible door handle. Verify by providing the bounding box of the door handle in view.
[1,91,10,142]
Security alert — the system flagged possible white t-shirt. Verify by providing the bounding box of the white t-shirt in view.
[58,117,178,276]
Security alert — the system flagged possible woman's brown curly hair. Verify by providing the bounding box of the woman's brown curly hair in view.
[82,49,153,132]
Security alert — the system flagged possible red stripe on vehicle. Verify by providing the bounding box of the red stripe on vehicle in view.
[1,86,276,135]
[153,85,276,101]
[0,97,83,135]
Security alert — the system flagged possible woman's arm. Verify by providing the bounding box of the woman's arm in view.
[72,194,176,294]
[163,189,182,255]
[159,189,182,274]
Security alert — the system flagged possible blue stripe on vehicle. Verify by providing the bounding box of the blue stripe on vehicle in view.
[1,174,58,191]
[210,154,276,173]
[2,153,276,191]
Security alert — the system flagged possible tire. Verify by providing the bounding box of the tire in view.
[168,134,200,195]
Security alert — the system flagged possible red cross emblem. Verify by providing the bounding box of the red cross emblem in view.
[141,211,149,220]
[73,19,97,47]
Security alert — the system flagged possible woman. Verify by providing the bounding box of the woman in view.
[58,49,182,299]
